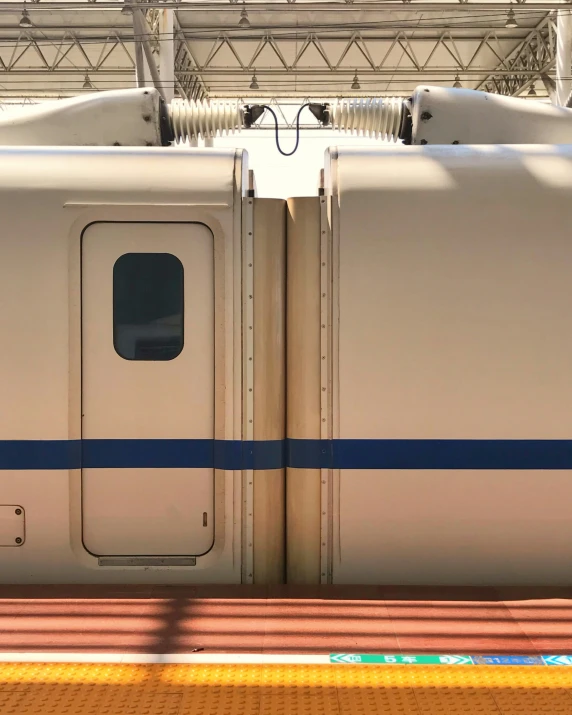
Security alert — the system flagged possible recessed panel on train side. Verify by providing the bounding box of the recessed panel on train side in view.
[324,146,572,585]
[81,222,214,557]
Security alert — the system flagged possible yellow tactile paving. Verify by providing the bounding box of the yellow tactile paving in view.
[1,662,572,714]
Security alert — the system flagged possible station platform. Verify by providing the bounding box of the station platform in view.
[2,584,572,714]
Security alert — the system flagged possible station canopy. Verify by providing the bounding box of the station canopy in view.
[0,0,563,103]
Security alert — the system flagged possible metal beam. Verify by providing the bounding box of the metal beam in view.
[0,29,544,38]
[173,12,208,100]
[477,14,556,95]
[0,68,553,75]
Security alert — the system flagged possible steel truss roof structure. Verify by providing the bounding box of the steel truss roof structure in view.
[0,1,566,103]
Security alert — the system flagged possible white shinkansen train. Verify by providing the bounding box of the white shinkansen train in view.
[1,87,572,586]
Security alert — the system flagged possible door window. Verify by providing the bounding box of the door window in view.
[113,252,184,361]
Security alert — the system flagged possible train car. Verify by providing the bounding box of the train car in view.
[0,146,285,584]
[287,144,572,586]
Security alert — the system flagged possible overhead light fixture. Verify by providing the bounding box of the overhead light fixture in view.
[239,7,250,28]
[19,6,32,28]
[453,75,462,88]
[249,74,259,90]
[351,72,360,90]
[83,74,94,90]
[528,85,537,96]
[505,8,518,28]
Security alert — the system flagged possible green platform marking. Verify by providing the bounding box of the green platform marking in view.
[329,654,473,665]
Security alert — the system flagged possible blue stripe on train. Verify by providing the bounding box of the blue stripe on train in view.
[1,439,572,470]
[287,439,572,470]
[0,439,285,471]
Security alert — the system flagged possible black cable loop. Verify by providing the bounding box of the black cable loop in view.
[262,103,311,156]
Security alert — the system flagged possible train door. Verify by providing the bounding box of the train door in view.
[81,222,214,556]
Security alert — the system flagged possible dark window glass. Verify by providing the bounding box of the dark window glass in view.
[113,253,184,361]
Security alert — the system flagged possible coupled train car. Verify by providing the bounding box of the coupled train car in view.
[1,88,572,586]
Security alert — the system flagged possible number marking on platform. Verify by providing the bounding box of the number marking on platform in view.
[329,654,473,665]
[472,655,543,665]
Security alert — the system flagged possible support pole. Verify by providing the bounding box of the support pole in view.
[133,35,146,87]
[131,6,146,87]
[557,8,572,106]
[133,6,166,101]
[159,8,175,102]
[542,73,557,104]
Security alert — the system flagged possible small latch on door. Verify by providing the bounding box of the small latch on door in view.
[203,512,208,527]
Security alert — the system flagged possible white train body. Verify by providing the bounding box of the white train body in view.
[1,140,572,585]
[0,147,285,584]
[289,146,572,586]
